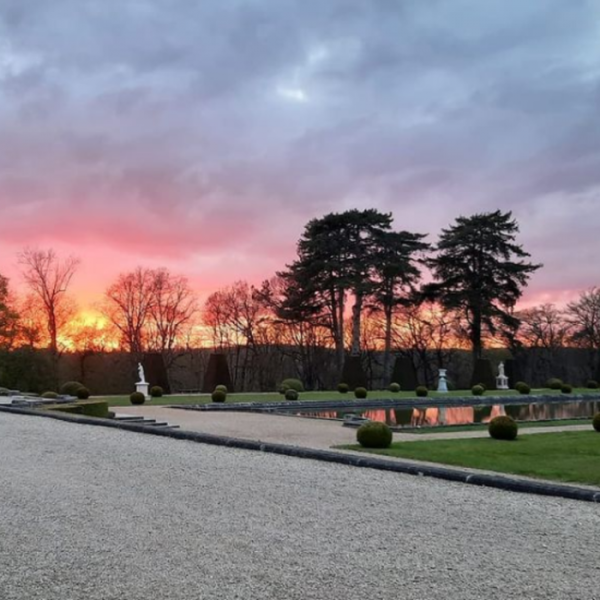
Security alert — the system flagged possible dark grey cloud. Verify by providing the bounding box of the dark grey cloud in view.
[0,0,599,301]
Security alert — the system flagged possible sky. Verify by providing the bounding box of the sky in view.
[1,0,599,312]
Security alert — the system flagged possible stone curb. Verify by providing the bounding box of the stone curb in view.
[1,405,599,504]
[175,393,600,413]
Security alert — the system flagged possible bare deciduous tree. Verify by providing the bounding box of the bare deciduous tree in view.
[18,248,79,354]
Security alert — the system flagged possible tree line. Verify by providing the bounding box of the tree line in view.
[1,209,598,388]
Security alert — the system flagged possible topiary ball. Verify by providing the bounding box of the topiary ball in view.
[76,386,90,400]
[472,384,485,396]
[586,380,599,389]
[211,390,227,403]
[281,378,304,392]
[593,413,600,432]
[130,391,145,405]
[41,391,58,399]
[488,416,518,440]
[60,381,84,396]
[278,385,288,395]
[547,378,563,390]
[561,384,573,394]
[477,383,487,392]
[338,383,349,394]
[416,386,428,397]
[517,383,531,395]
[354,387,368,399]
[356,421,393,449]
[150,386,163,398]
[214,385,228,394]
[389,382,401,393]
[285,389,299,401]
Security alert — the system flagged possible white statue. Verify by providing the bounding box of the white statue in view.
[496,362,509,390]
[137,362,146,383]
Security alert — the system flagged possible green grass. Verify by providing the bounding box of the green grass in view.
[341,430,600,486]
[402,418,593,434]
[98,387,599,408]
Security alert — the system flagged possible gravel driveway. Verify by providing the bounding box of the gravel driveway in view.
[1,413,598,600]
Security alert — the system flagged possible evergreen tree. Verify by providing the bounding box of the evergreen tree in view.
[424,210,541,360]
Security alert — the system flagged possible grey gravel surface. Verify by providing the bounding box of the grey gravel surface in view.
[1,413,599,600]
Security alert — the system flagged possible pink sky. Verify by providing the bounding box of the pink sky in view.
[1,0,599,312]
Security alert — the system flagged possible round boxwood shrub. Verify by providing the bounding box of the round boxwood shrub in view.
[214,385,228,394]
[41,391,58,399]
[130,391,145,405]
[278,385,288,395]
[561,383,573,394]
[285,389,299,401]
[150,386,163,398]
[356,421,393,449]
[211,389,227,403]
[546,378,563,390]
[586,380,599,389]
[593,413,600,432]
[471,384,485,396]
[516,382,531,395]
[389,382,401,393]
[416,386,428,397]
[338,383,349,394]
[60,381,84,396]
[76,386,90,400]
[354,387,368,399]
[280,378,304,392]
[488,416,518,441]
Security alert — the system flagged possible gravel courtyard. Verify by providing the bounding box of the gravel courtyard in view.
[1,413,598,600]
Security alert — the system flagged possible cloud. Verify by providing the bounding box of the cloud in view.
[0,0,599,304]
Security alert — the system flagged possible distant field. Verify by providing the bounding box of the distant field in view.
[98,388,599,407]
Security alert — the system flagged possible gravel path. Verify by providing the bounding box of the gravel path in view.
[1,413,599,600]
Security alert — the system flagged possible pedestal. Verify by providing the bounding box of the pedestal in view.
[136,382,149,399]
[496,375,509,390]
[437,369,448,393]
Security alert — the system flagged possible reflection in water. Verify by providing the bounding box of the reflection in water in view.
[297,401,600,428]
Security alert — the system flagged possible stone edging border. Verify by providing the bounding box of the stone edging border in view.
[1,405,599,504]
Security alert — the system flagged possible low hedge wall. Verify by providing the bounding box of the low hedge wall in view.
[44,400,109,419]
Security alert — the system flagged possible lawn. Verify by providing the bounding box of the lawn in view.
[342,431,600,486]
[98,388,598,407]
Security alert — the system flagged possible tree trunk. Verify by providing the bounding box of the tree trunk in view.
[382,304,393,386]
[350,292,363,356]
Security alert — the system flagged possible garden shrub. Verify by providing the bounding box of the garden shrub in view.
[516,382,531,395]
[76,386,90,400]
[356,421,393,448]
[515,381,528,392]
[546,378,563,390]
[338,383,349,394]
[214,385,228,394]
[285,389,299,401]
[561,383,573,394]
[130,391,145,405]
[593,413,600,432]
[281,378,304,392]
[211,389,227,403]
[488,416,518,441]
[389,382,401,393]
[472,384,485,396]
[416,386,428,397]
[278,385,287,395]
[150,386,164,398]
[41,391,58,399]
[60,381,84,396]
[354,387,368,399]
[586,380,599,389]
